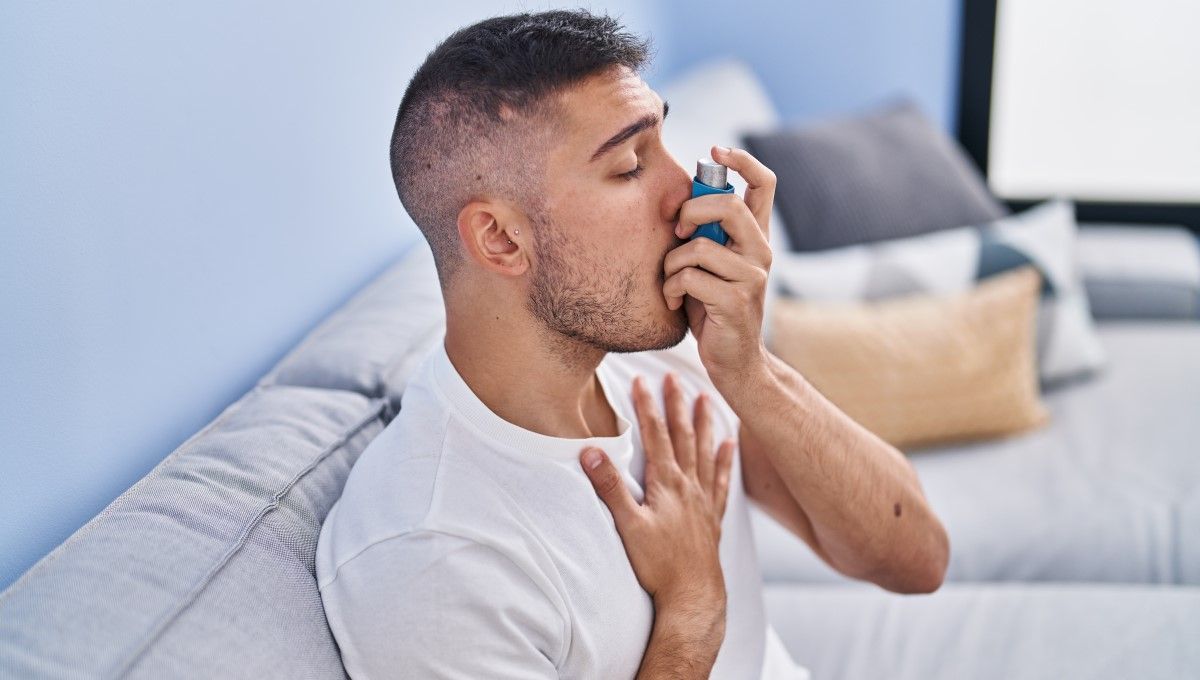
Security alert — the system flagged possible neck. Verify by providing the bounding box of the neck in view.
[443,305,619,440]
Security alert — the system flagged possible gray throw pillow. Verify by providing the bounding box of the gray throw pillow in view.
[742,98,1008,251]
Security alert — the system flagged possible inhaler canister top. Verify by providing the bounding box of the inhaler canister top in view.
[696,159,727,189]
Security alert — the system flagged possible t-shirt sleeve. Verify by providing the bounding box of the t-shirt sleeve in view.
[319,529,565,679]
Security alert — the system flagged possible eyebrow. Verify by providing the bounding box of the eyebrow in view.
[588,99,670,163]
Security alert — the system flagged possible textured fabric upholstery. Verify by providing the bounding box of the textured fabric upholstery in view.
[764,582,1200,680]
[767,199,1107,384]
[258,240,445,420]
[1075,225,1200,320]
[753,322,1200,586]
[0,385,388,679]
[768,267,1048,448]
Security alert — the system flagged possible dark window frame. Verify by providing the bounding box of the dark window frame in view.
[955,0,1199,234]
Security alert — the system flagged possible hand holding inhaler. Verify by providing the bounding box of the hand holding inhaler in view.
[665,145,777,397]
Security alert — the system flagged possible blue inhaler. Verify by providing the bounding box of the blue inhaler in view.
[690,159,735,246]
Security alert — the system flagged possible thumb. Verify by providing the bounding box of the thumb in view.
[580,447,639,526]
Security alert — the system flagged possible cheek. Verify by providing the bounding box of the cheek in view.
[550,183,662,286]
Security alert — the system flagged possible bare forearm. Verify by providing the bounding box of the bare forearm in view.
[723,349,949,591]
[636,595,725,680]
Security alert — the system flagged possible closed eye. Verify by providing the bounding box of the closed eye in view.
[619,162,645,181]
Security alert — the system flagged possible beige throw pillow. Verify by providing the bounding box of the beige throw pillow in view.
[767,266,1050,449]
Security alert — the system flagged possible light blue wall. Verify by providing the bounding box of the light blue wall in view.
[654,0,963,133]
[0,1,659,591]
[0,1,959,590]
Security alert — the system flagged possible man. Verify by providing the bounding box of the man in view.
[316,9,949,679]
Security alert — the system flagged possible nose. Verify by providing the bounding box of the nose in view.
[662,155,692,225]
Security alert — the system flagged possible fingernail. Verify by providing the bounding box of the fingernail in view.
[715,145,731,155]
[675,224,683,237]
[583,448,602,469]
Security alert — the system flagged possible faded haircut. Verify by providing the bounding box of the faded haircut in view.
[389,9,652,293]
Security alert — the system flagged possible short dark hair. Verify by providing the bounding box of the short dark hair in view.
[389,9,652,292]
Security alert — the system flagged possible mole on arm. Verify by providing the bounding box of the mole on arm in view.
[893,502,902,518]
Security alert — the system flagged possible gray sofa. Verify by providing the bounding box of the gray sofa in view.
[2,229,1198,679]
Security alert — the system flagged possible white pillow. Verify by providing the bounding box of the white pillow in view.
[766,198,1106,385]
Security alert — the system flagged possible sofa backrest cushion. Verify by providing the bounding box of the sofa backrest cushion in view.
[0,384,388,679]
[257,240,446,420]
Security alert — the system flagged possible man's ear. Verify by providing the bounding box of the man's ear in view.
[456,200,528,277]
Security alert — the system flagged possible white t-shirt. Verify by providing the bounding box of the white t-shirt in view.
[315,330,811,679]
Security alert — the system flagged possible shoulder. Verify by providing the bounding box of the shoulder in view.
[319,528,555,605]
[319,528,567,677]
[315,398,528,589]
[316,435,532,591]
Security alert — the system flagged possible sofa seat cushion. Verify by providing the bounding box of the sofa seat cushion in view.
[753,322,1200,585]
[0,385,388,679]
[764,581,1200,680]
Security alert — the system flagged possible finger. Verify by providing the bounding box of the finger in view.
[663,265,761,315]
[712,438,737,520]
[663,235,765,286]
[694,393,715,494]
[712,145,776,234]
[662,372,697,476]
[580,447,641,527]
[632,374,680,481]
[677,193,771,269]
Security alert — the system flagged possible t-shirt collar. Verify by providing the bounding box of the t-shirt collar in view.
[429,338,635,463]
